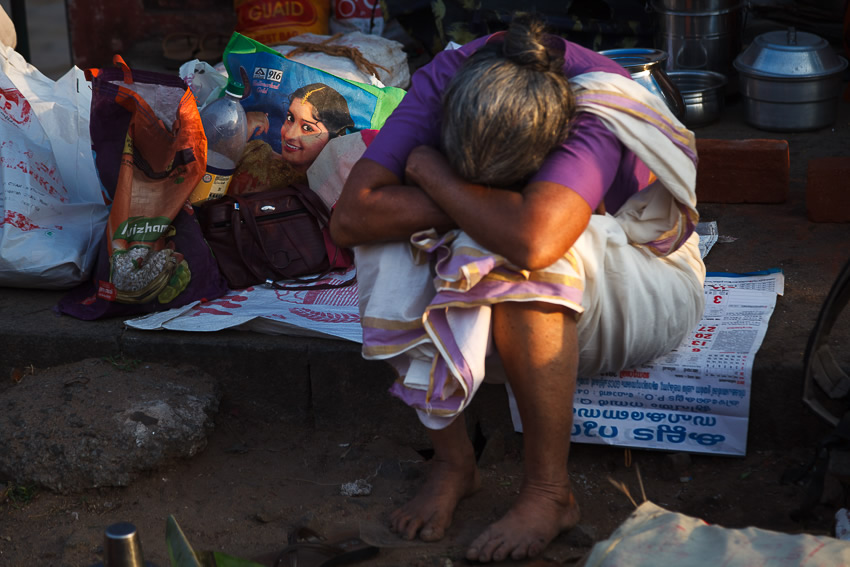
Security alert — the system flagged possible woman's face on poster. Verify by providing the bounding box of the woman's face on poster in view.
[280,97,330,171]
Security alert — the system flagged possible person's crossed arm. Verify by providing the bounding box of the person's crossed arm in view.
[330,147,591,272]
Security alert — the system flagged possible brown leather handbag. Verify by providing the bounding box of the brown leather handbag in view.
[196,184,345,290]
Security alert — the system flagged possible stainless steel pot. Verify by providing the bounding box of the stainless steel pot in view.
[669,70,727,127]
[598,48,687,118]
[733,28,848,131]
[651,0,744,92]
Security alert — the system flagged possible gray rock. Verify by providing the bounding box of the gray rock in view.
[0,358,220,492]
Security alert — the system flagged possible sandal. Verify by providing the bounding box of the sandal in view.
[274,527,379,567]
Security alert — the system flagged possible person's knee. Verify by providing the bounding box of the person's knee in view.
[493,300,578,325]
[492,301,580,366]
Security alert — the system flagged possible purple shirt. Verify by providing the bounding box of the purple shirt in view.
[364,33,652,213]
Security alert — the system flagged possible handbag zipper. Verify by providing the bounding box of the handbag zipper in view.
[209,206,310,228]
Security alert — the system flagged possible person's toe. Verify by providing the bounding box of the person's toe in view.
[466,530,487,560]
[465,534,486,561]
[509,543,529,561]
[389,514,403,534]
[419,521,445,542]
[478,535,506,563]
[522,536,547,559]
[391,514,418,540]
[491,540,514,562]
[402,519,423,540]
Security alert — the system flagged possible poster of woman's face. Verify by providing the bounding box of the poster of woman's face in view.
[280,83,354,170]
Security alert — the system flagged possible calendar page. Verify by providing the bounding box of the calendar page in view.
[509,270,784,456]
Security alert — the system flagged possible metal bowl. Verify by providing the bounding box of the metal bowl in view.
[733,28,848,131]
[668,70,727,127]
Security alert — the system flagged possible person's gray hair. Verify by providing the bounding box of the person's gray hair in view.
[440,17,575,189]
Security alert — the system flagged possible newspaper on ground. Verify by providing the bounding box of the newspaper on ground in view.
[696,220,717,259]
[124,267,361,342]
[508,269,784,456]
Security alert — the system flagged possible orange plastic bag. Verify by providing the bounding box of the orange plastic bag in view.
[58,56,229,319]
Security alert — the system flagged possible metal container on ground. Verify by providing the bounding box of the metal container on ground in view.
[651,0,745,92]
[733,28,848,131]
[598,47,687,119]
[669,70,728,127]
[93,522,157,567]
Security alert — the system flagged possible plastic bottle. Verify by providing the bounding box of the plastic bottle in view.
[189,84,248,204]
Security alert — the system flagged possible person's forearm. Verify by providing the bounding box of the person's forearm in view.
[415,169,549,268]
[405,146,591,270]
[330,158,456,248]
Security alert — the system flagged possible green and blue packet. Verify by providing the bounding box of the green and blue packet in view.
[221,32,406,154]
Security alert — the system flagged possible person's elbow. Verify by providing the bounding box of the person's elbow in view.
[509,237,568,272]
[510,194,591,270]
[502,214,588,270]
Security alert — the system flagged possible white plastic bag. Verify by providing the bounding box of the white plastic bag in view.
[0,44,106,289]
[581,501,850,566]
[275,32,409,88]
[179,59,227,111]
[306,130,370,210]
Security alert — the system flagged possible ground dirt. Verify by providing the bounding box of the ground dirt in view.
[0,360,842,567]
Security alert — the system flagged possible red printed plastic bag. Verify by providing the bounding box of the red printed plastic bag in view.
[0,44,106,289]
[235,0,330,46]
[330,0,384,36]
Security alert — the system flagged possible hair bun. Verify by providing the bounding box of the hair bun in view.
[501,16,562,73]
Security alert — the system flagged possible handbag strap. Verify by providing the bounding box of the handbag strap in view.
[264,271,356,291]
[288,183,331,227]
[229,201,270,284]
[289,184,354,270]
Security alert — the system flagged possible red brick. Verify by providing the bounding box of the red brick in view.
[695,139,789,204]
[807,157,850,223]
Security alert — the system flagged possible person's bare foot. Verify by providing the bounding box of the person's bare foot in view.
[465,480,580,563]
[390,455,481,542]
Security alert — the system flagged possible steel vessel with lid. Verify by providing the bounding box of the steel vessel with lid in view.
[651,0,745,93]
[733,28,848,131]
